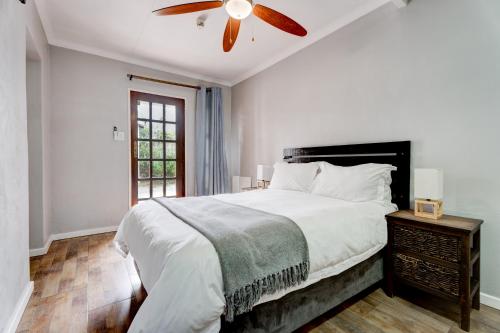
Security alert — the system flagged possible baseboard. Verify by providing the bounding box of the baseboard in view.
[481,292,500,310]
[29,235,53,257]
[29,225,118,257]
[4,281,34,333]
[51,225,118,241]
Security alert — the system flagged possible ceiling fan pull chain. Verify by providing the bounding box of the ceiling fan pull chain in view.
[252,16,255,42]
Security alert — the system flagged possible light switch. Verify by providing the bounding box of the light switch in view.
[113,126,125,141]
[114,131,125,141]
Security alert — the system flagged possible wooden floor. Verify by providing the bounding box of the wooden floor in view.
[18,233,500,333]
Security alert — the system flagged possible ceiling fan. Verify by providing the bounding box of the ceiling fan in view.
[153,0,307,52]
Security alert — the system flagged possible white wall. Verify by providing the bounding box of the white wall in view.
[25,0,52,249]
[27,58,44,249]
[232,0,500,298]
[49,46,231,234]
[0,0,30,331]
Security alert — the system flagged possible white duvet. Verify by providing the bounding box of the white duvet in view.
[114,189,396,333]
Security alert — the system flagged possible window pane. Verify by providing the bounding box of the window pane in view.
[152,142,163,159]
[152,103,163,121]
[166,179,176,197]
[138,141,150,159]
[165,124,176,140]
[138,120,150,139]
[153,180,164,198]
[138,180,150,199]
[138,101,149,119]
[152,161,164,178]
[138,161,150,179]
[152,122,164,140]
[166,161,176,178]
[166,143,176,159]
[165,105,176,122]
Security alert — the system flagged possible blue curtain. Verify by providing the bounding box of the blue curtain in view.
[195,87,229,195]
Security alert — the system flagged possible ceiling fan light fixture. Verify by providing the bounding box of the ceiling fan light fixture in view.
[225,0,253,20]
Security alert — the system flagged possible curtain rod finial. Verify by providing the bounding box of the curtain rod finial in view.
[128,74,133,81]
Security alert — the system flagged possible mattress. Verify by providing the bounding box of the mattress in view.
[114,189,396,333]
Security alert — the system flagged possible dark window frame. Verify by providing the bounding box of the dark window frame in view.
[130,91,185,205]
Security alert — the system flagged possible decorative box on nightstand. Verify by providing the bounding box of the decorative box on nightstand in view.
[385,210,483,332]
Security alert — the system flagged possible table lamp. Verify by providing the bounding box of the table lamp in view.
[256,165,273,189]
[414,168,444,219]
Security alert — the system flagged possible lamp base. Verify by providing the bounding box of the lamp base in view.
[256,180,270,189]
[414,199,443,220]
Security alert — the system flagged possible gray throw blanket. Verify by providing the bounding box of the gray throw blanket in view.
[153,197,310,322]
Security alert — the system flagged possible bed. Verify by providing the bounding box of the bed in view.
[115,141,411,333]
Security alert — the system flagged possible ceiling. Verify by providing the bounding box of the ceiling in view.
[35,0,401,86]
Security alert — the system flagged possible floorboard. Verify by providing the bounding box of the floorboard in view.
[17,233,500,332]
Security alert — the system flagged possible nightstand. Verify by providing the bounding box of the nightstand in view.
[385,210,483,332]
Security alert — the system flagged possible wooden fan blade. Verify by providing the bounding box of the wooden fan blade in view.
[153,1,223,15]
[223,17,241,52]
[252,4,307,37]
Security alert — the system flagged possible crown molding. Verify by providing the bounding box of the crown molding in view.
[33,0,231,87]
[34,0,404,87]
[32,0,54,45]
[229,0,392,86]
[48,37,232,86]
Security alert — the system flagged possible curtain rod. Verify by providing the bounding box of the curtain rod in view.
[127,74,201,90]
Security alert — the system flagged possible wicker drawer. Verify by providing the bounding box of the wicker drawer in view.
[393,253,459,296]
[393,224,462,263]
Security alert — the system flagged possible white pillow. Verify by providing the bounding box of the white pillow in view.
[311,162,396,202]
[269,162,319,192]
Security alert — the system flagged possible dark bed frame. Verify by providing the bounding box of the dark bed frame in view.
[221,141,411,333]
[283,141,411,210]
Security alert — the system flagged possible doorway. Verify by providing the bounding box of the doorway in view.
[130,91,186,205]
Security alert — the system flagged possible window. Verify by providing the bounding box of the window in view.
[130,91,185,205]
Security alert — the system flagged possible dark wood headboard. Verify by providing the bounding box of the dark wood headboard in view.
[283,141,411,209]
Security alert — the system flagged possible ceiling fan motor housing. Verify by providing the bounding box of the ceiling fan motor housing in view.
[224,0,253,20]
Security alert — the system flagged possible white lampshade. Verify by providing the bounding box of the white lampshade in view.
[414,169,443,200]
[257,165,273,182]
[225,0,253,19]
